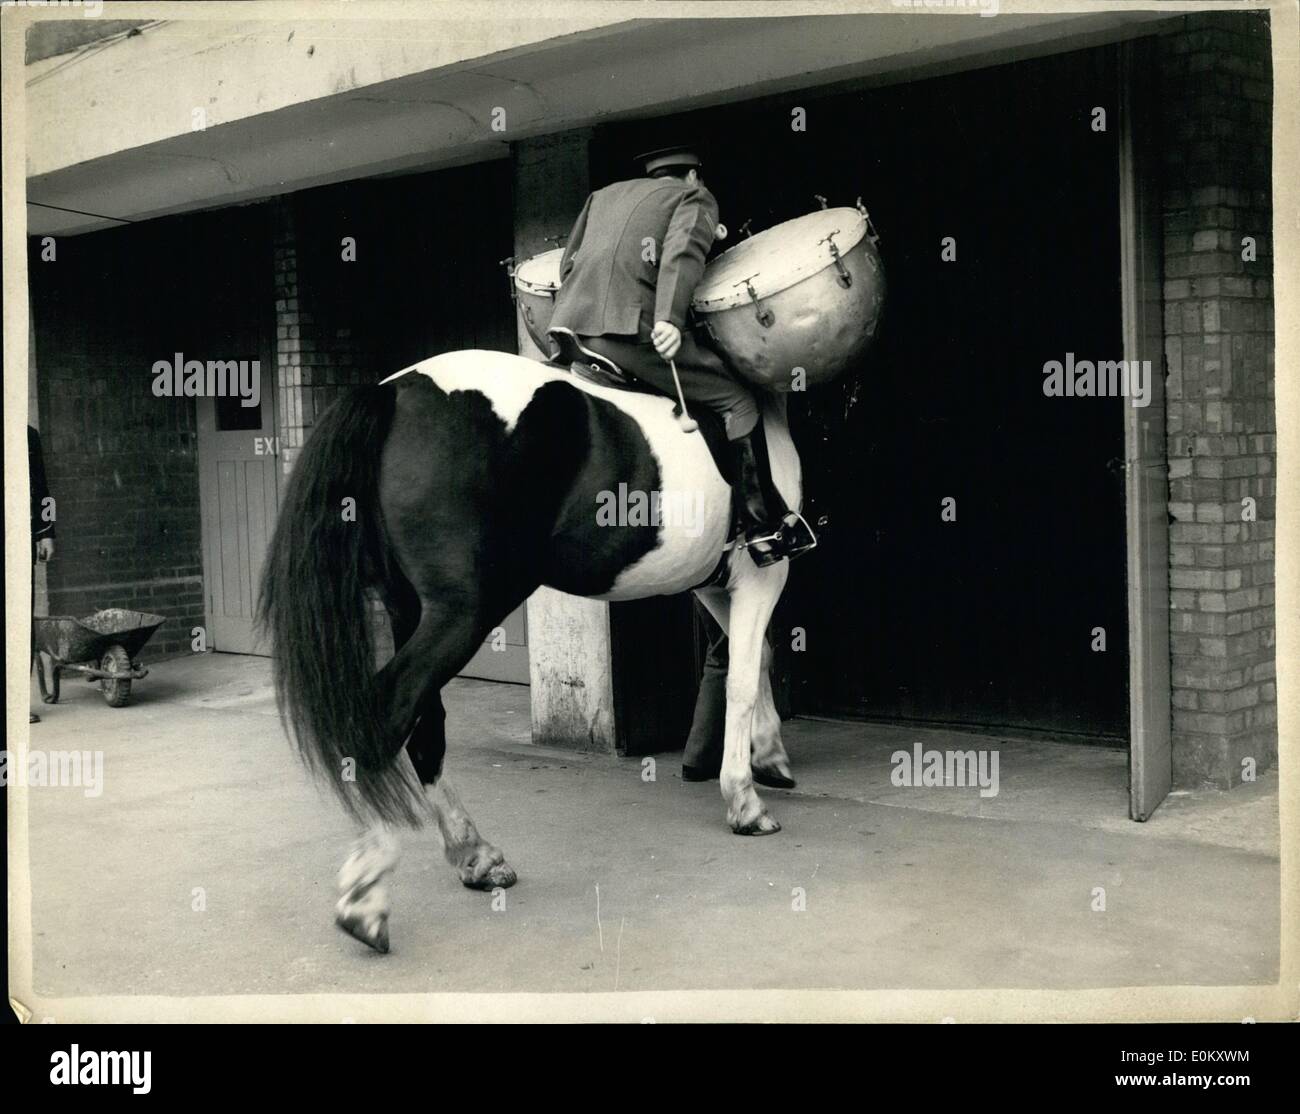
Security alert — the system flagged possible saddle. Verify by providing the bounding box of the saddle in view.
[545,327,735,485]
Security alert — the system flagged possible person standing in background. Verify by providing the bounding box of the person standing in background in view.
[29,425,55,724]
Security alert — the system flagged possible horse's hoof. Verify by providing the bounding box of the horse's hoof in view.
[731,812,782,836]
[458,846,518,891]
[461,861,518,891]
[335,911,390,954]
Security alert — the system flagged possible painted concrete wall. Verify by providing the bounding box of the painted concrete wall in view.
[26,11,1166,236]
[26,13,617,178]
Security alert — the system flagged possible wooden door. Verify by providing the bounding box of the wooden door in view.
[461,606,530,684]
[197,361,279,654]
[1120,39,1172,820]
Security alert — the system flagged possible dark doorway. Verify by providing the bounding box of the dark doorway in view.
[295,158,517,375]
[290,158,527,681]
[596,45,1129,742]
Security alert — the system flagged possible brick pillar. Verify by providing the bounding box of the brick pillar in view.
[1159,12,1275,787]
[271,195,387,651]
[271,197,365,474]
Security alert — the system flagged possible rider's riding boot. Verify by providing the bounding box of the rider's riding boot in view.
[730,422,817,567]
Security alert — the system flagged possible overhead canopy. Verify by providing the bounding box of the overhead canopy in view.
[26,10,1171,236]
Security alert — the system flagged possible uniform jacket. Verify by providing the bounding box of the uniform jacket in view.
[550,177,719,342]
[29,425,54,542]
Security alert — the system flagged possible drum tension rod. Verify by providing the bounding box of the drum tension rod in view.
[499,256,517,303]
[856,197,882,244]
[742,277,775,328]
[820,232,853,289]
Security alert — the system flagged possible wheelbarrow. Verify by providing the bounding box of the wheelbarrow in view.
[34,609,165,708]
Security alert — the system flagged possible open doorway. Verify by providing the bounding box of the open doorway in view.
[596,43,1132,744]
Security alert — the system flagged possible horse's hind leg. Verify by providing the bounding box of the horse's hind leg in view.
[335,596,494,953]
[405,693,518,891]
[335,825,401,953]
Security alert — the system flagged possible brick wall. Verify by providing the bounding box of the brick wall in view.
[29,222,205,659]
[1158,11,1275,787]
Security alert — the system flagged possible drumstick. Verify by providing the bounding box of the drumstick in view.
[666,356,699,434]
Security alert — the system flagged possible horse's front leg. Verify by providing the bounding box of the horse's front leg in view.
[751,640,795,786]
[719,557,789,835]
[690,590,794,787]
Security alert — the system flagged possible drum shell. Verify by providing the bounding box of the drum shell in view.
[512,247,564,353]
[516,287,557,352]
[695,234,885,390]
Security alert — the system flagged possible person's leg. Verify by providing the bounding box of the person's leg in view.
[682,599,728,779]
[687,590,795,790]
[668,335,814,564]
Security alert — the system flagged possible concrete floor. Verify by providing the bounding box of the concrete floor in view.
[21,653,1279,998]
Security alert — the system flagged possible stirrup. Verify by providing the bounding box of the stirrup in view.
[740,510,818,567]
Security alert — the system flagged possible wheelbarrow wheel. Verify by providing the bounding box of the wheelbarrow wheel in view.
[100,645,133,708]
[37,652,60,704]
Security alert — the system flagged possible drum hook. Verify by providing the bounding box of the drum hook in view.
[500,256,517,303]
[821,232,853,289]
[814,194,829,210]
[855,197,882,244]
[739,218,754,239]
[743,277,775,328]
[543,233,568,248]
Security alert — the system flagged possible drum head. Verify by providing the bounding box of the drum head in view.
[693,207,869,311]
[514,247,564,295]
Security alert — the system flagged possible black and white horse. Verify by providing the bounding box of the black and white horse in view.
[259,349,800,952]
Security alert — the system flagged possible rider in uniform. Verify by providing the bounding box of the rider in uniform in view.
[547,144,816,566]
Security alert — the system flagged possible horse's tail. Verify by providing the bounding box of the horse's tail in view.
[258,383,428,828]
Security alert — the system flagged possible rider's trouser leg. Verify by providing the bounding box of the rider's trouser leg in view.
[579,333,759,438]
